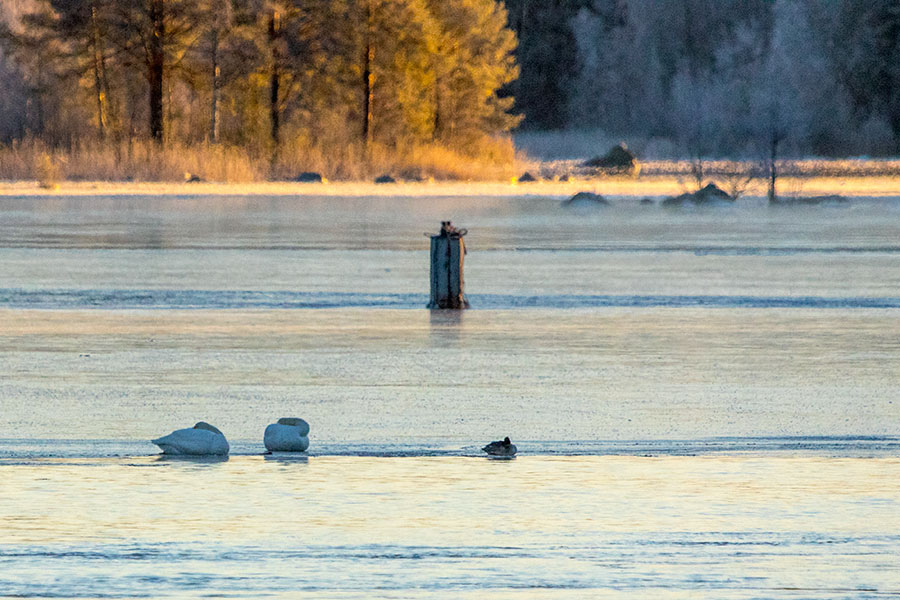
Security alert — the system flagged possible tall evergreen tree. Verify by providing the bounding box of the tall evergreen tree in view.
[428,0,520,143]
[105,0,197,142]
[504,0,586,129]
[334,0,437,146]
[828,0,900,148]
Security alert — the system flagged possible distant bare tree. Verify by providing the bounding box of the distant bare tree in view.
[748,1,806,203]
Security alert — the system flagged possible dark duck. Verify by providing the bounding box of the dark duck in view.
[482,436,517,456]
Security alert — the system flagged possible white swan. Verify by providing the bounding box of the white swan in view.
[264,417,310,452]
[152,422,230,455]
[482,436,517,456]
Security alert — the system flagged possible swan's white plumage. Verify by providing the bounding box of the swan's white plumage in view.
[152,422,229,455]
[265,418,310,452]
[275,417,310,436]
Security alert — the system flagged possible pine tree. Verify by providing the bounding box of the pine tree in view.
[333,0,437,146]
[104,0,198,143]
[427,0,520,144]
[504,0,586,129]
[37,0,117,139]
[829,0,900,148]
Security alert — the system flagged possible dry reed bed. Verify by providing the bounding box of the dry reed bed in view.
[0,138,523,185]
[2,139,898,187]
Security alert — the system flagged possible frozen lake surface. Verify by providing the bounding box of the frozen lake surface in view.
[0,192,898,597]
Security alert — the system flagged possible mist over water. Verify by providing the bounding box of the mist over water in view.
[1,193,898,598]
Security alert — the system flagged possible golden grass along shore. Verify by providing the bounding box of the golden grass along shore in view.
[0,138,525,185]
[1,138,898,198]
[1,175,897,198]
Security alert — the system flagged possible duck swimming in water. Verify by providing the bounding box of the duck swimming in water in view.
[482,436,517,456]
[152,422,230,455]
[264,417,310,452]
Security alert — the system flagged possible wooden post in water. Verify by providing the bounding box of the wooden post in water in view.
[428,221,469,309]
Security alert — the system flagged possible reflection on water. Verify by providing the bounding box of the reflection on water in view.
[429,308,465,345]
[152,454,230,465]
[263,453,310,465]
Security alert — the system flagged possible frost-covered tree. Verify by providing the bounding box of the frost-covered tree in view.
[562,0,900,156]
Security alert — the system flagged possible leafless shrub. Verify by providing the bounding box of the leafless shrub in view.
[718,161,762,199]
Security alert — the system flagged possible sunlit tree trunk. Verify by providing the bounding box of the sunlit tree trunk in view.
[89,3,106,139]
[148,0,165,142]
[268,9,280,149]
[209,27,220,143]
[361,0,374,146]
[432,82,441,141]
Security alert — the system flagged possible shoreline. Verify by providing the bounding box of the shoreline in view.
[1,175,898,198]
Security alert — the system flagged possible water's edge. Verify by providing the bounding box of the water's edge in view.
[3,436,899,461]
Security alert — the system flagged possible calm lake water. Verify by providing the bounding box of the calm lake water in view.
[1,192,899,598]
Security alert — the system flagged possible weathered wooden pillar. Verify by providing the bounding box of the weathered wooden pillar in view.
[428,221,469,309]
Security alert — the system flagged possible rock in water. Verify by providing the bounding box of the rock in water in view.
[562,191,609,207]
[583,143,639,176]
[295,172,323,183]
[662,183,734,207]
